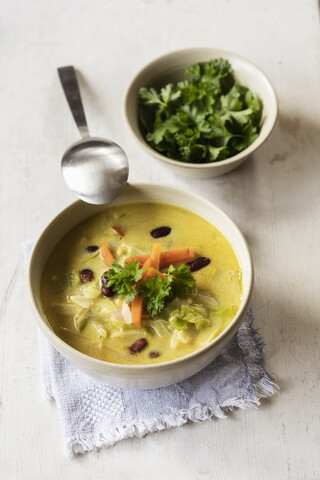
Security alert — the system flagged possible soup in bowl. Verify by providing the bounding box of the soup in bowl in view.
[29,184,253,388]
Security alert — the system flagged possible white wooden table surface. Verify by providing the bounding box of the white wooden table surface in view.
[1,0,320,478]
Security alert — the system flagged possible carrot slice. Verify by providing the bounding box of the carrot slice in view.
[125,247,194,267]
[131,266,166,326]
[131,295,143,327]
[140,257,152,282]
[100,240,114,267]
[150,243,161,270]
[131,257,153,327]
[124,254,146,266]
[160,247,194,266]
[146,267,166,280]
[143,257,152,269]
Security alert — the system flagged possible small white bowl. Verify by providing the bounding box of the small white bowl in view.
[28,183,253,389]
[123,47,278,178]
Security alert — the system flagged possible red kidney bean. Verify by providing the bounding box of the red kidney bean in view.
[86,245,99,252]
[149,351,160,358]
[150,226,171,238]
[80,269,94,283]
[101,272,115,297]
[186,257,211,272]
[101,285,115,297]
[101,271,108,286]
[129,338,148,354]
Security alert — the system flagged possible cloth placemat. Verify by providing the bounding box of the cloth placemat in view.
[38,309,277,455]
[25,240,277,455]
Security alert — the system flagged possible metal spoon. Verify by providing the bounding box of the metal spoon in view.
[58,66,129,204]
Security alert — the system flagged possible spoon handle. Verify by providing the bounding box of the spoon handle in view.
[58,66,90,138]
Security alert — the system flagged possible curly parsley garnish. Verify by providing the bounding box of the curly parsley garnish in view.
[106,260,196,317]
[138,275,172,317]
[139,264,196,317]
[138,58,262,163]
[167,264,196,298]
[106,260,143,303]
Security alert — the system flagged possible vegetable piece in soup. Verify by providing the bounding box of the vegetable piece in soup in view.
[41,202,242,365]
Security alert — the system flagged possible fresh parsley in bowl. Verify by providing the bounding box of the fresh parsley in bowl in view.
[123,48,278,177]
[138,58,263,164]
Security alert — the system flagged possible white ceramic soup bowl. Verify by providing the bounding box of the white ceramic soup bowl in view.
[123,47,278,178]
[28,183,253,389]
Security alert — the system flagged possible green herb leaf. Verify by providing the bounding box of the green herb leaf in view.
[106,260,143,303]
[138,58,263,164]
[138,264,196,317]
[139,275,172,317]
[167,264,196,298]
[138,87,163,107]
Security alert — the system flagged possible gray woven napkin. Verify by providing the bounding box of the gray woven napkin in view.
[38,309,277,455]
[24,241,277,455]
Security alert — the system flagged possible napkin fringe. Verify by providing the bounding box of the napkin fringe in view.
[68,372,277,455]
[69,406,223,455]
[222,374,278,412]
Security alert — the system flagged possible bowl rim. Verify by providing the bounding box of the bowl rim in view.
[28,182,254,371]
[123,46,278,170]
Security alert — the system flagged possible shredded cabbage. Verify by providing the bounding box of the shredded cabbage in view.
[88,320,107,339]
[169,304,210,330]
[74,310,90,331]
[82,283,101,299]
[94,297,118,315]
[69,295,93,309]
[171,328,195,348]
[150,319,173,337]
[121,301,133,324]
[69,280,102,307]
[156,296,193,321]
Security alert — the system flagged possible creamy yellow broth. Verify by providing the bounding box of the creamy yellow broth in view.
[41,202,242,365]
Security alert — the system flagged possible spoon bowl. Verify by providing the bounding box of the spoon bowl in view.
[58,66,129,204]
[61,137,129,204]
